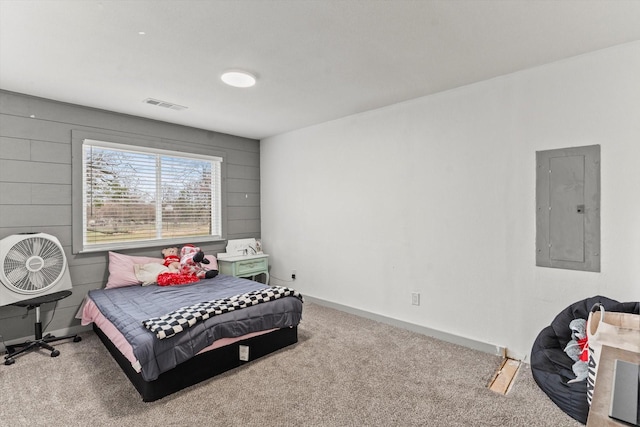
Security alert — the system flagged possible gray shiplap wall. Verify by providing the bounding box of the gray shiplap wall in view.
[0,90,261,341]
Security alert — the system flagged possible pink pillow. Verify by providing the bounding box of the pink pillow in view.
[106,252,164,289]
[203,254,218,270]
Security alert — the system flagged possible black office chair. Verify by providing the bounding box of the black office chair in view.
[4,290,82,365]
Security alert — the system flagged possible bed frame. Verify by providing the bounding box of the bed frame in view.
[93,324,298,402]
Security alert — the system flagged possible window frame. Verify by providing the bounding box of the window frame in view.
[72,132,226,254]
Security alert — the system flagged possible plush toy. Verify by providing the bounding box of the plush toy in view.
[157,271,199,286]
[180,244,218,279]
[161,247,181,272]
[563,318,589,383]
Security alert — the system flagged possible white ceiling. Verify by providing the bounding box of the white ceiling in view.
[2,0,640,140]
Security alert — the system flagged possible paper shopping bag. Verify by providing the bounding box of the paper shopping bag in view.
[586,304,640,405]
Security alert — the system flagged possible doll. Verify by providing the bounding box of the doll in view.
[180,244,218,279]
[161,247,181,272]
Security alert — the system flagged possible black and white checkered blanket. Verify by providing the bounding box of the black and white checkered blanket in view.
[142,286,303,339]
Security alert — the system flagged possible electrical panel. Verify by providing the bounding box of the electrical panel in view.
[536,145,600,272]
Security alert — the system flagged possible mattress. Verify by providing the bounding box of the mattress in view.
[81,274,303,381]
[80,297,277,373]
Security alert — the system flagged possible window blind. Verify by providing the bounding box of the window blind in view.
[82,139,222,249]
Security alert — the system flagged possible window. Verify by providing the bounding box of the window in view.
[80,139,222,251]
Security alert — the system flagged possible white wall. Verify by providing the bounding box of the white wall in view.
[260,41,640,360]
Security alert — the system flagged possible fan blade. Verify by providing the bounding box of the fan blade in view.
[40,241,58,261]
[5,247,28,263]
[40,265,59,284]
[31,238,42,257]
[28,271,44,290]
[6,266,28,285]
[42,256,61,269]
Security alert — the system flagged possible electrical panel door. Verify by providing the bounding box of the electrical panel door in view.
[536,145,600,272]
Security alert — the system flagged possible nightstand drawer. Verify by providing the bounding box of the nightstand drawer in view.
[235,257,268,275]
[217,254,269,285]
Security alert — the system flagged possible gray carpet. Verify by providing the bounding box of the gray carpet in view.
[0,302,581,426]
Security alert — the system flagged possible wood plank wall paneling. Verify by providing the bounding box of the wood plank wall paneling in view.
[0,90,261,341]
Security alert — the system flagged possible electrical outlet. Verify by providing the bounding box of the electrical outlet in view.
[411,292,420,306]
[291,270,296,280]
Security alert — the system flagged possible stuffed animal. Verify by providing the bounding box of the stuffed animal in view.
[161,247,181,272]
[180,244,218,279]
[563,318,589,383]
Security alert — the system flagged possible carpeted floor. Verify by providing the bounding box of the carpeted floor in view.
[0,302,581,426]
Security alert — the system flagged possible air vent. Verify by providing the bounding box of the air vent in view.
[143,98,188,111]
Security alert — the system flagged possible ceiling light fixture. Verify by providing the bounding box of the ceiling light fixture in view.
[221,70,256,88]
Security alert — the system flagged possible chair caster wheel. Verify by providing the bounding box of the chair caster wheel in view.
[5,358,15,365]
[51,350,60,357]
[73,336,82,343]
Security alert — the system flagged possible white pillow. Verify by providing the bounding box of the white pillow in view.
[106,252,164,289]
[134,263,170,286]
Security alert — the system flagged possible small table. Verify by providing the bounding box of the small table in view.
[217,254,269,284]
[587,345,640,426]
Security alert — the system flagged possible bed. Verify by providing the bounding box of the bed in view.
[80,259,303,402]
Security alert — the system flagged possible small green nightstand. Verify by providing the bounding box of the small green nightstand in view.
[217,254,269,285]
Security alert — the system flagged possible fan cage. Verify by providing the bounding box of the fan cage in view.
[1,236,66,295]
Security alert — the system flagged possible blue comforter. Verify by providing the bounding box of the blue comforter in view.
[88,274,303,381]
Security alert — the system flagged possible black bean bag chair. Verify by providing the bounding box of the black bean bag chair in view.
[530,295,640,424]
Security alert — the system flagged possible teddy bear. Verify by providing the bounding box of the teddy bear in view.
[563,318,589,383]
[180,244,218,279]
[161,247,181,272]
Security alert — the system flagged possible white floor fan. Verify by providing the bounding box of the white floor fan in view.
[0,233,81,365]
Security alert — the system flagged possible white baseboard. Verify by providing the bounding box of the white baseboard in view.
[304,295,506,358]
[3,301,512,360]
